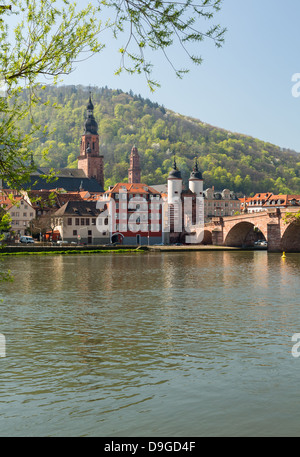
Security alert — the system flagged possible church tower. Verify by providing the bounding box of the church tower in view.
[128,145,141,183]
[78,93,104,189]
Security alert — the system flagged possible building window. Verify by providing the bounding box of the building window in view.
[75,218,79,226]
[67,218,72,225]
[88,230,92,236]
[104,217,108,225]
[73,230,77,236]
[86,218,90,225]
[92,218,96,225]
[81,218,85,225]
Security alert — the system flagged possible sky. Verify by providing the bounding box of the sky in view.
[10,0,300,152]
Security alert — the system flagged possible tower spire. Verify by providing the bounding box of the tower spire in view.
[173,154,177,170]
[77,94,104,190]
[128,145,141,183]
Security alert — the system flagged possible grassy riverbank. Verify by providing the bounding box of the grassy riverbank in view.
[0,244,250,256]
[0,245,147,256]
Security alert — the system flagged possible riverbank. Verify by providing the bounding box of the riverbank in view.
[148,245,251,252]
[0,244,260,256]
[0,245,146,255]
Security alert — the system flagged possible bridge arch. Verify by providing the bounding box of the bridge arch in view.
[281,222,300,252]
[224,221,267,247]
[202,230,213,245]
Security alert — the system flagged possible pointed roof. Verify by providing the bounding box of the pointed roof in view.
[168,156,182,179]
[84,93,98,135]
[87,92,94,110]
[189,158,202,180]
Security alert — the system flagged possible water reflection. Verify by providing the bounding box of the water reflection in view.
[1,251,300,436]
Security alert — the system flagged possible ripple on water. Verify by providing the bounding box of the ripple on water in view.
[1,252,300,436]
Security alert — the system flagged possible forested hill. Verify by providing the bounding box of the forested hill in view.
[21,84,300,195]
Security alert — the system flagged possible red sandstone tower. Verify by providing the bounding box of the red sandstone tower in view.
[128,145,141,183]
[78,94,104,189]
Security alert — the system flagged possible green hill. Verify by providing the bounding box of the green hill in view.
[19,84,300,195]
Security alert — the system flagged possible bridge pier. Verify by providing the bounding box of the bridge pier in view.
[211,228,223,246]
[267,223,281,252]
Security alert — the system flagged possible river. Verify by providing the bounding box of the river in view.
[1,250,300,437]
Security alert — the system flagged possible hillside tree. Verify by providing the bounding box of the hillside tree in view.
[0,0,226,188]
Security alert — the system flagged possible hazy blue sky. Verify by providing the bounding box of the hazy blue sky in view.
[59,1,300,152]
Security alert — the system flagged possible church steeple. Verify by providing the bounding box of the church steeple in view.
[77,93,104,190]
[84,92,98,135]
[128,145,141,183]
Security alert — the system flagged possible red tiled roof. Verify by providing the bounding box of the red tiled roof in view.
[105,183,161,196]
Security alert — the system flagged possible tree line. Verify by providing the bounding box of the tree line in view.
[17,84,300,196]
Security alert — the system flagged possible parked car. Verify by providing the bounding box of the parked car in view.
[254,240,267,247]
[57,240,68,245]
[20,236,35,244]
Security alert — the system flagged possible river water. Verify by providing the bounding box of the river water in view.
[1,250,300,437]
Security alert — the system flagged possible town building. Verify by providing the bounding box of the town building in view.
[240,193,300,213]
[51,200,109,244]
[100,182,164,245]
[0,192,36,237]
[203,187,241,221]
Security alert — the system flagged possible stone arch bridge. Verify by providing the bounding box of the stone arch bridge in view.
[204,208,300,252]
